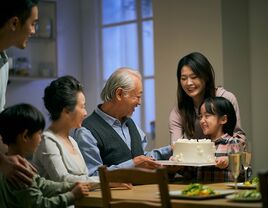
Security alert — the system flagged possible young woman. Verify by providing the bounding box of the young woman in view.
[169,52,246,143]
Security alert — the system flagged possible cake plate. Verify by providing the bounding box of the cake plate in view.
[156,160,216,167]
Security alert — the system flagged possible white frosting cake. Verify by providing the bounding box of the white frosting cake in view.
[172,139,216,164]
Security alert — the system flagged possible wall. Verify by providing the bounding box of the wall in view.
[80,0,102,114]
[221,0,251,141]
[249,0,268,172]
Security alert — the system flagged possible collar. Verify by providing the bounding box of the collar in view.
[95,104,129,126]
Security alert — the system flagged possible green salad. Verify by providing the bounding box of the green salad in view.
[182,183,215,196]
[244,176,259,186]
[232,190,261,200]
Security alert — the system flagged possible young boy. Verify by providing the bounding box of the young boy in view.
[0,103,90,208]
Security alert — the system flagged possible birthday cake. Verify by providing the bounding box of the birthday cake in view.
[172,139,216,164]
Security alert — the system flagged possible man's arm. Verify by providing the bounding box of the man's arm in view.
[135,125,173,160]
[74,127,140,176]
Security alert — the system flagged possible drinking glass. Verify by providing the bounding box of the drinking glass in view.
[228,143,242,190]
[229,153,241,190]
[241,151,251,182]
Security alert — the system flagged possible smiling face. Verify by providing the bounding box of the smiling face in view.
[118,76,142,118]
[68,92,87,128]
[199,103,226,140]
[180,65,206,105]
[13,5,38,49]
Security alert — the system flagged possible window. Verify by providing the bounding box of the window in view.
[99,0,155,137]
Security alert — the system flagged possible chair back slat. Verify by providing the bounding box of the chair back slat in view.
[99,166,172,208]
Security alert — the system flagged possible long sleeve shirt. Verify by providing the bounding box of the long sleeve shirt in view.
[32,130,99,183]
[73,106,172,176]
[0,173,74,208]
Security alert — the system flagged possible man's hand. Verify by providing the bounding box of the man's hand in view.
[109,182,132,189]
[0,154,37,188]
[133,155,161,169]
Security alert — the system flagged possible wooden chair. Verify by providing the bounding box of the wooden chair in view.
[258,170,268,208]
[98,166,172,208]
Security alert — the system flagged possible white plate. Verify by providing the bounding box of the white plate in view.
[226,194,261,202]
[226,183,257,189]
[156,160,216,167]
[169,190,234,199]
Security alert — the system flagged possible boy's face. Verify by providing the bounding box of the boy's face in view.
[13,6,38,49]
[26,130,42,154]
[199,104,225,139]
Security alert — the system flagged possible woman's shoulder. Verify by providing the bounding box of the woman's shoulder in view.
[42,130,58,141]
[216,86,237,102]
[40,130,62,148]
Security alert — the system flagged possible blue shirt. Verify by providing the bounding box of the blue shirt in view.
[73,106,172,176]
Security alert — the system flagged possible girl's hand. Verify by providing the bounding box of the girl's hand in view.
[215,156,228,169]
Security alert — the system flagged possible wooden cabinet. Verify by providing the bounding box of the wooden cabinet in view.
[7,0,57,81]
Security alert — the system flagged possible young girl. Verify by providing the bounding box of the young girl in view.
[197,97,245,182]
[0,103,90,208]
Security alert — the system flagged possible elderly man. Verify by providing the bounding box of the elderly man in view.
[74,67,172,176]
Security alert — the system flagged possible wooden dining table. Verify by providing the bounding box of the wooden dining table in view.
[75,182,261,208]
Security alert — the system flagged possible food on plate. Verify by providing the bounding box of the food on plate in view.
[181,183,215,196]
[231,190,261,200]
[171,139,216,163]
[244,176,259,186]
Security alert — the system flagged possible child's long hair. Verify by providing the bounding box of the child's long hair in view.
[198,97,237,136]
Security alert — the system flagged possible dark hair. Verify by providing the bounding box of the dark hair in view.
[199,97,237,136]
[176,52,216,138]
[0,0,39,28]
[44,75,84,121]
[0,103,45,145]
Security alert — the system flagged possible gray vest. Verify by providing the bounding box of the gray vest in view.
[82,111,144,166]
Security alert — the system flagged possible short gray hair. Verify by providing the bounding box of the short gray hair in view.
[100,67,141,102]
